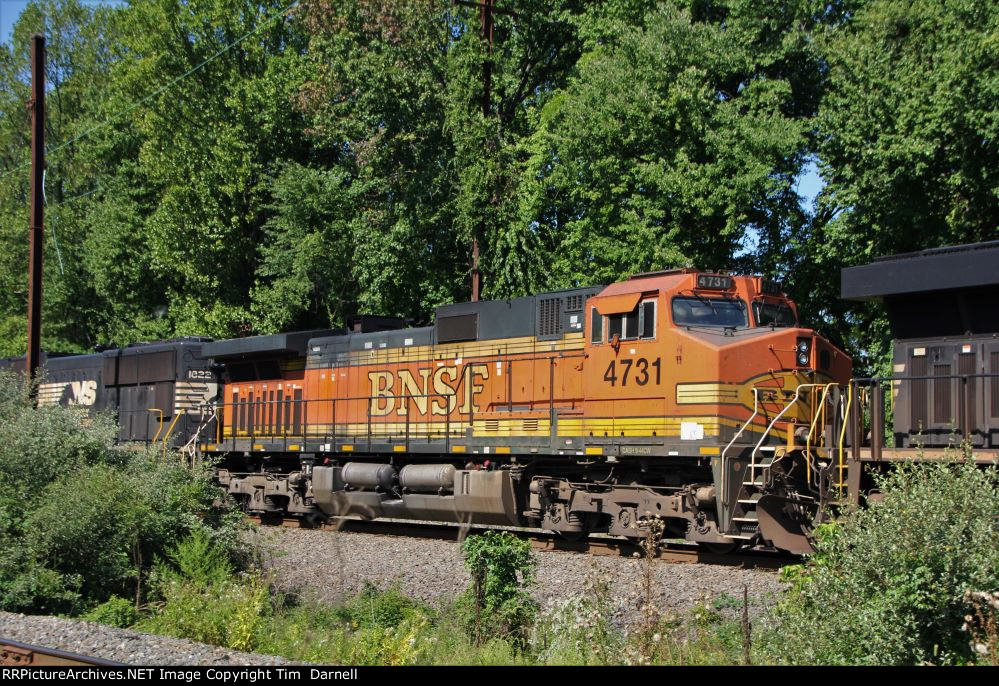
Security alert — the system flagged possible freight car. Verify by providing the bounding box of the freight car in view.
[1,338,216,451]
[201,269,851,553]
[840,240,999,503]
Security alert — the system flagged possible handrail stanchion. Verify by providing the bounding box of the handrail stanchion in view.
[837,382,853,496]
[805,383,836,489]
[719,388,759,512]
[871,380,883,462]
[405,393,410,453]
[148,408,165,446]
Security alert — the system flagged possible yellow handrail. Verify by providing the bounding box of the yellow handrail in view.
[750,383,827,479]
[147,408,164,445]
[161,413,182,461]
[805,383,838,487]
[837,382,853,494]
[719,388,760,508]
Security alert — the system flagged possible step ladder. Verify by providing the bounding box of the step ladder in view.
[729,447,776,539]
[180,404,219,468]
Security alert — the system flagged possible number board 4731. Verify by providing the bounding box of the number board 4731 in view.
[603,358,661,387]
[696,274,734,290]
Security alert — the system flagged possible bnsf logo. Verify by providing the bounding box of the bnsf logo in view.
[367,366,488,417]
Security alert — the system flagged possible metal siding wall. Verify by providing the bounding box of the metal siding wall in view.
[992,351,999,419]
[910,353,928,428]
[933,363,951,425]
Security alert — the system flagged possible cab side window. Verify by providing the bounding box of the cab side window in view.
[641,300,656,338]
[590,306,604,343]
[592,300,657,342]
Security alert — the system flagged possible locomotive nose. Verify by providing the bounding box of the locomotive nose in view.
[781,328,848,379]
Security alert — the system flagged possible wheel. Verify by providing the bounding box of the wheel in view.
[697,541,742,555]
[550,510,591,542]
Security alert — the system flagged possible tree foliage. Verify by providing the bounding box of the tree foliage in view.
[0,371,243,615]
[0,0,996,369]
[799,0,999,368]
[767,459,999,665]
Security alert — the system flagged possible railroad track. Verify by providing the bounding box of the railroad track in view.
[0,637,122,667]
[247,515,795,570]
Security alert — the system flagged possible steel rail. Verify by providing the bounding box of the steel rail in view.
[0,637,123,666]
[246,515,794,571]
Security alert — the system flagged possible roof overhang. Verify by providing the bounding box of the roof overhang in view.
[841,241,999,301]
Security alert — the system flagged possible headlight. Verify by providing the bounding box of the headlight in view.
[796,337,811,366]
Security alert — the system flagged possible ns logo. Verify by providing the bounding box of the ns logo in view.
[65,380,98,406]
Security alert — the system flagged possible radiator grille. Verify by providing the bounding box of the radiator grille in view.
[992,352,999,419]
[538,297,563,337]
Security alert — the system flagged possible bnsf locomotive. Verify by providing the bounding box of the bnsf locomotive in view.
[207,269,850,555]
[5,268,860,554]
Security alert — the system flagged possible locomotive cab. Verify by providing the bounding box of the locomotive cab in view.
[582,270,851,550]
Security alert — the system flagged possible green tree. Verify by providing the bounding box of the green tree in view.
[0,0,121,355]
[799,0,999,369]
[90,0,312,338]
[527,0,825,289]
[295,0,586,313]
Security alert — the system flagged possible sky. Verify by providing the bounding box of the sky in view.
[796,159,824,210]
[0,0,122,43]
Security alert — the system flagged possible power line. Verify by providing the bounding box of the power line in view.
[0,0,299,182]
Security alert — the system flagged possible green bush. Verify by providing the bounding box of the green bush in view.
[0,373,245,616]
[0,371,121,538]
[0,553,82,615]
[138,574,269,652]
[764,459,999,665]
[138,531,268,652]
[84,595,140,628]
[334,581,427,629]
[21,457,242,612]
[458,531,537,647]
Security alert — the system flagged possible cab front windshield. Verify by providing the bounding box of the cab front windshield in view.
[671,296,748,328]
[753,300,797,327]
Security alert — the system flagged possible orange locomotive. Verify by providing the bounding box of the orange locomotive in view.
[204,269,850,552]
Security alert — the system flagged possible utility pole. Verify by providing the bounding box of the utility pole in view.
[27,33,45,394]
[455,0,514,302]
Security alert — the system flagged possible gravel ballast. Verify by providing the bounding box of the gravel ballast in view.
[0,612,296,665]
[0,528,786,664]
[257,526,786,624]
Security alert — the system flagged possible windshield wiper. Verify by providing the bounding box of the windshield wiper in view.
[679,289,718,315]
